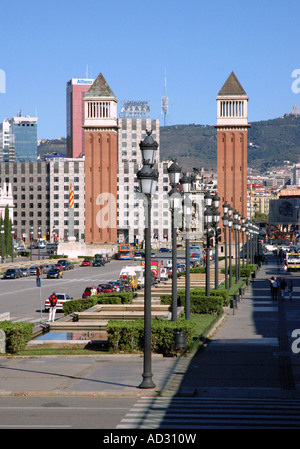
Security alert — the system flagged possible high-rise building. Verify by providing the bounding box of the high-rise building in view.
[66,78,95,158]
[117,117,171,244]
[0,118,14,162]
[83,73,118,243]
[0,112,38,162]
[10,111,38,161]
[215,71,250,221]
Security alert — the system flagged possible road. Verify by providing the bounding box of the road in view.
[0,397,138,429]
[0,252,178,323]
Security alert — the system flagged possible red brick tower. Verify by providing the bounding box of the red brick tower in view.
[215,72,250,220]
[83,73,118,243]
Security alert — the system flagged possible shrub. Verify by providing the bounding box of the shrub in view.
[62,292,134,315]
[0,321,34,353]
[160,288,228,311]
[106,318,195,355]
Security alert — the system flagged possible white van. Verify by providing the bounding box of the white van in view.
[160,267,169,281]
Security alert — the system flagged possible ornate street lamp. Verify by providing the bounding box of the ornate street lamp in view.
[168,183,182,321]
[222,203,229,289]
[137,130,158,390]
[241,217,246,268]
[228,212,233,288]
[233,217,239,282]
[11,225,14,263]
[38,226,41,261]
[212,194,220,289]
[180,173,192,320]
[1,223,4,263]
[204,204,213,296]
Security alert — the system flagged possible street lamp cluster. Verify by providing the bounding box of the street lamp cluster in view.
[137,133,260,389]
[221,204,260,287]
[203,191,220,296]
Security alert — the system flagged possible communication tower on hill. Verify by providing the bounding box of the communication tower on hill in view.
[161,71,168,126]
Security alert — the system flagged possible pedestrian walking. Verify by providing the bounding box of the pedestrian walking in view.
[280,277,287,300]
[91,285,97,296]
[269,277,278,301]
[287,280,294,301]
[48,292,58,322]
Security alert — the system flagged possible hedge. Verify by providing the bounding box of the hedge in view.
[62,291,134,315]
[0,321,34,353]
[221,264,257,278]
[160,288,229,311]
[106,318,195,355]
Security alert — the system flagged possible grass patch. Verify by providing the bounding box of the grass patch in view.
[3,314,221,357]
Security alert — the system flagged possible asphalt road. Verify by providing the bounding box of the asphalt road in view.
[0,397,138,429]
[0,252,179,323]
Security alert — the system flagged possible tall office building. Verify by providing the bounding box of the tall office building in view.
[215,72,250,222]
[11,111,38,161]
[83,73,118,243]
[0,112,37,162]
[66,78,95,158]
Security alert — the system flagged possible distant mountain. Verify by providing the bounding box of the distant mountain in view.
[160,114,300,172]
[38,114,300,172]
[37,137,67,159]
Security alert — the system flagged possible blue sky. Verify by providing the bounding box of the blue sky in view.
[0,0,299,139]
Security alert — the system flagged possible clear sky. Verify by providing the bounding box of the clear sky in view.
[0,0,299,139]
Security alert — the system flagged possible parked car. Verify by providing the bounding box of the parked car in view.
[98,283,114,294]
[159,247,172,252]
[29,266,39,276]
[3,268,22,279]
[58,259,74,270]
[108,281,125,292]
[82,286,102,298]
[47,268,63,279]
[19,267,30,277]
[134,252,144,260]
[81,259,92,267]
[92,258,106,267]
[44,293,73,312]
[41,264,52,273]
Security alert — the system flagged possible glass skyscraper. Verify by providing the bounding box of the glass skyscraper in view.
[10,112,38,161]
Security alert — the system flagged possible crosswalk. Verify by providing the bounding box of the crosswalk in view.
[116,397,300,429]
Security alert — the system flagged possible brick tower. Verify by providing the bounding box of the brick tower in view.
[83,73,118,243]
[215,72,250,220]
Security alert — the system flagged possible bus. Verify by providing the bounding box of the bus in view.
[118,244,135,260]
[189,245,201,265]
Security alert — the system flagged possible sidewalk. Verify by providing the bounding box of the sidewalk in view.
[168,253,300,399]
[0,253,299,399]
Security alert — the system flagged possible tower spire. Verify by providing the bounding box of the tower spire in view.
[161,70,168,126]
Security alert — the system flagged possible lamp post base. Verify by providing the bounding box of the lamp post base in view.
[139,374,156,389]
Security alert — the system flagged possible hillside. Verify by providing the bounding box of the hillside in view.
[38,114,300,172]
[159,114,300,172]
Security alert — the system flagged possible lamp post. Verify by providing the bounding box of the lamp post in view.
[137,130,158,390]
[30,227,34,261]
[38,226,41,261]
[233,213,239,283]
[212,194,220,289]
[180,173,192,320]
[11,225,14,263]
[241,216,246,268]
[168,160,182,322]
[222,202,229,289]
[204,191,213,296]
[227,206,233,288]
[1,223,4,263]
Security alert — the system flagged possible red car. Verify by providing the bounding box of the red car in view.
[98,283,114,293]
[82,286,102,298]
[81,259,92,267]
